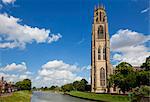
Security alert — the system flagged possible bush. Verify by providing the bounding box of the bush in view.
[130,86,150,102]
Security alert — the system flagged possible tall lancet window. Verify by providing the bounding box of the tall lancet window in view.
[103,16,106,22]
[98,47,101,60]
[98,25,104,39]
[100,12,102,21]
[103,47,106,60]
[100,67,105,86]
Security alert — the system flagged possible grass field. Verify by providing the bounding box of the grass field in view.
[67,91,130,102]
[0,91,32,102]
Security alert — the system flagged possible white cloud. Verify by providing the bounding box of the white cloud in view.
[0,62,27,72]
[0,62,33,83]
[0,41,23,49]
[41,60,79,72]
[113,53,122,61]
[141,7,150,13]
[110,29,150,51]
[48,34,62,43]
[111,29,150,66]
[34,60,82,87]
[0,61,89,87]
[19,74,29,80]
[0,13,62,49]
[0,72,32,82]
[0,72,18,82]
[25,71,33,75]
[2,0,16,4]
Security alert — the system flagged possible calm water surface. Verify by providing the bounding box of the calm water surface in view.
[31,91,97,102]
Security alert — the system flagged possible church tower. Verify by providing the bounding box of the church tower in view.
[91,4,113,93]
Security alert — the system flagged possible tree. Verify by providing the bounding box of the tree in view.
[109,62,135,94]
[15,81,22,90]
[141,56,150,71]
[44,87,48,90]
[32,86,36,90]
[61,83,74,92]
[61,79,89,92]
[72,79,88,91]
[85,85,91,91]
[131,86,150,102]
[81,79,88,85]
[116,62,133,76]
[136,71,150,86]
[49,86,56,90]
[15,79,31,90]
[21,79,31,90]
[73,81,81,91]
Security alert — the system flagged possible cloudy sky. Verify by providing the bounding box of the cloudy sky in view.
[0,0,149,87]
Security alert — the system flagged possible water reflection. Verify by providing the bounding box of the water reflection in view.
[31,91,97,102]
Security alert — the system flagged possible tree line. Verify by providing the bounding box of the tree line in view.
[61,79,90,92]
[33,79,90,92]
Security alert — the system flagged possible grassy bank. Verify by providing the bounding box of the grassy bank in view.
[0,91,32,102]
[67,91,129,102]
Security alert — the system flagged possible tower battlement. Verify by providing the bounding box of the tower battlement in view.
[94,4,105,11]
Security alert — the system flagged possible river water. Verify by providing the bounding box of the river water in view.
[31,91,97,102]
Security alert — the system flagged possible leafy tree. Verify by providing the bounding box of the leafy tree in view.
[32,86,36,90]
[61,79,89,92]
[141,56,150,71]
[49,86,56,90]
[73,81,81,91]
[61,83,74,92]
[109,62,135,93]
[22,79,31,90]
[73,79,88,91]
[81,79,88,85]
[130,86,150,102]
[136,71,150,86]
[116,62,133,76]
[15,79,31,90]
[85,85,91,91]
[44,87,48,90]
[109,60,150,94]
[41,87,44,90]
[15,81,22,90]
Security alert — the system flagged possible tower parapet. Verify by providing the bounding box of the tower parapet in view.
[94,4,105,11]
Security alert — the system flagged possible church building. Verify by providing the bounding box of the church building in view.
[91,4,113,93]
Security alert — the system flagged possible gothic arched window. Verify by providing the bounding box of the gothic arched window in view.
[100,12,102,21]
[103,16,106,22]
[100,67,105,86]
[96,17,98,22]
[98,25,104,39]
[98,47,101,60]
[103,47,106,60]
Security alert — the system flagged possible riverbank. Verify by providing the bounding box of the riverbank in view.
[0,91,32,102]
[67,91,130,102]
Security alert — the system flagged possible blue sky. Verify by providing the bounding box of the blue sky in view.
[0,0,149,87]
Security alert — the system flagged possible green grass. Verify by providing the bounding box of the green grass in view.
[67,91,130,102]
[0,91,32,102]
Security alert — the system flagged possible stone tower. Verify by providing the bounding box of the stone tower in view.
[91,4,113,93]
